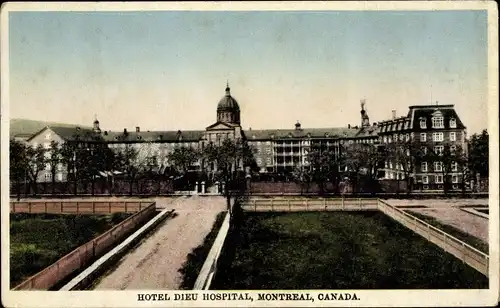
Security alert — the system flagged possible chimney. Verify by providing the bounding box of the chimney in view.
[295,121,301,130]
[76,126,81,131]
[136,126,140,133]
[123,128,128,134]
[348,124,351,129]
[392,110,396,119]
[104,131,108,136]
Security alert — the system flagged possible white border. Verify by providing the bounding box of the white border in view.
[1,2,498,307]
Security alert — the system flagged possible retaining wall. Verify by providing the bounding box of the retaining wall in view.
[12,202,157,290]
[10,201,154,214]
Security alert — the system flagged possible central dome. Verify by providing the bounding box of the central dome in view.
[217,85,240,111]
[216,83,241,124]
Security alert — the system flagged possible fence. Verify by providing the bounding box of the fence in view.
[376,199,489,277]
[10,201,154,214]
[193,211,232,290]
[12,202,157,290]
[241,198,378,212]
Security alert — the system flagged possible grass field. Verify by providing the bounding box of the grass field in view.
[409,211,488,253]
[212,211,488,289]
[10,212,132,287]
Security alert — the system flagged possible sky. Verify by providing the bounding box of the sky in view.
[8,10,489,134]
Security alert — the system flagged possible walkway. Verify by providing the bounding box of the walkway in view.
[92,196,226,290]
[387,199,489,243]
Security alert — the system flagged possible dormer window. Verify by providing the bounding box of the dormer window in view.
[450,118,457,128]
[325,133,329,138]
[419,118,427,129]
[431,110,444,128]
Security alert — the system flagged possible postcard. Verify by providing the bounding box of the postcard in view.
[1,1,498,307]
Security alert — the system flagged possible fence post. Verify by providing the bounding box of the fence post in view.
[60,202,63,213]
[306,199,309,211]
[288,199,291,212]
[125,202,128,213]
[109,202,111,213]
[271,199,274,212]
[253,199,256,212]
[76,202,79,213]
[45,202,47,213]
[13,202,16,213]
[342,197,345,210]
[358,198,361,209]
[29,202,32,214]
[427,224,430,240]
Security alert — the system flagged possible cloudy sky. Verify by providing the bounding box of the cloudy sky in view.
[8,9,488,133]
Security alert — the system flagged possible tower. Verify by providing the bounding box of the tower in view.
[93,115,101,134]
[360,99,370,128]
[216,82,241,125]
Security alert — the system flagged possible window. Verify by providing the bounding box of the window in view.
[421,147,427,155]
[257,158,263,165]
[434,146,444,155]
[450,118,457,128]
[434,161,443,172]
[406,149,410,156]
[423,185,429,190]
[421,162,428,172]
[420,133,426,142]
[450,145,456,154]
[435,175,443,184]
[44,173,52,181]
[420,118,427,129]
[383,136,387,143]
[45,133,52,140]
[57,173,63,181]
[452,175,458,183]
[266,148,272,155]
[422,175,429,184]
[451,161,458,172]
[450,132,456,141]
[399,134,404,141]
[433,132,444,142]
[432,116,444,128]
[266,158,272,165]
[406,134,410,141]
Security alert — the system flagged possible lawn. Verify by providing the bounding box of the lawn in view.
[409,211,488,253]
[10,212,132,288]
[212,211,488,289]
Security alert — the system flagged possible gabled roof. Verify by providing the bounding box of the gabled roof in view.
[26,125,96,142]
[206,121,238,130]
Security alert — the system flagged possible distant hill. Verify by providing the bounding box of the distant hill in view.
[10,118,91,138]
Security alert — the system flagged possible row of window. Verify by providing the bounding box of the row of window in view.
[421,174,459,184]
[421,161,459,172]
[420,132,457,142]
[420,117,457,129]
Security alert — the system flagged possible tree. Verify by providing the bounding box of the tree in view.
[202,138,249,216]
[47,141,62,194]
[385,138,422,194]
[167,146,200,189]
[112,143,139,195]
[308,149,342,195]
[468,130,488,179]
[60,141,77,194]
[343,143,382,194]
[10,140,28,200]
[25,144,46,196]
[292,163,312,195]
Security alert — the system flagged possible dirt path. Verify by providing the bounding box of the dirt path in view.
[386,199,489,243]
[92,196,226,290]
